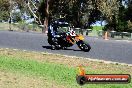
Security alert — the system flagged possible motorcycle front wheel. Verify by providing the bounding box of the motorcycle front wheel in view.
[77,40,91,52]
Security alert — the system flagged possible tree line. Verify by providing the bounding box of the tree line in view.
[0,0,132,32]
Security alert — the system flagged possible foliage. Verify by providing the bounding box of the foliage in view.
[0,0,10,21]
[0,11,9,21]
[0,0,132,32]
[102,0,132,32]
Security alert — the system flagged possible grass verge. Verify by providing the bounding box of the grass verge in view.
[0,48,132,88]
[92,26,104,31]
[0,23,42,32]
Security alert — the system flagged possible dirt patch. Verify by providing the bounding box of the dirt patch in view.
[0,69,66,88]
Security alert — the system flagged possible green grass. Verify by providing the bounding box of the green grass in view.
[92,26,104,31]
[0,23,18,31]
[0,22,42,32]
[86,26,104,36]
[0,55,132,88]
[0,55,78,87]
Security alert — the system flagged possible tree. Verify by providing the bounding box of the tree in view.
[45,0,101,29]
[125,0,132,32]
[115,0,132,32]
[96,0,120,31]
[3,0,132,33]
[0,0,10,21]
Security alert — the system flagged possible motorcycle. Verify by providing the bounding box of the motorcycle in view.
[65,29,91,52]
[47,19,91,52]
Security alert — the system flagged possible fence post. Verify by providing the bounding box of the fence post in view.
[131,33,132,39]
[75,28,80,34]
[81,29,83,35]
[86,29,88,35]
[122,32,128,39]
[111,31,116,38]
[86,29,92,36]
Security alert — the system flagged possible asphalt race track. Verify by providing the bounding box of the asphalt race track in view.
[0,30,132,64]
